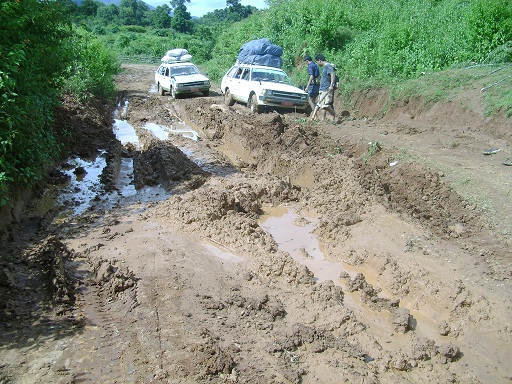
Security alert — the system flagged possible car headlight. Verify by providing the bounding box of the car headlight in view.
[204,80,210,86]
[261,89,271,96]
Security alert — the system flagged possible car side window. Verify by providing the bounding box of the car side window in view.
[241,69,249,80]
[234,68,243,79]
[252,71,264,81]
[165,67,169,76]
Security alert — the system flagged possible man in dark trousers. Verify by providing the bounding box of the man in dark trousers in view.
[303,55,320,112]
[309,54,337,122]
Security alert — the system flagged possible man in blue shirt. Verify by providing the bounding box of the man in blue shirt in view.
[310,54,337,122]
[303,55,320,112]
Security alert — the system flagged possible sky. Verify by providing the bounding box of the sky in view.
[144,0,269,17]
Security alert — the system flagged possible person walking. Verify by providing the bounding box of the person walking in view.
[303,55,320,112]
[309,54,337,122]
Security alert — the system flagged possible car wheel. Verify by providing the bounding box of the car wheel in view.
[249,93,260,114]
[202,90,210,97]
[224,88,235,106]
[158,83,165,96]
[171,86,177,99]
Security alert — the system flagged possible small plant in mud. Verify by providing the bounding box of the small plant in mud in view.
[327,146,344,156]
[362,141,382,163]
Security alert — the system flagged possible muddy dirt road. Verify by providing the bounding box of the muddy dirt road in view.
[0,64,511,383]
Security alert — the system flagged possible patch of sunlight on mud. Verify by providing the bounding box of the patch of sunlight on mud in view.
[144,121,198,141]
[201,242,245,263]
[114,119,141,148]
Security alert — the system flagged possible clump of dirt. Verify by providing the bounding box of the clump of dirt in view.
[56,93,116,160]
[89,255,138,295]
[24,235,75,307]
[133,139,209,191]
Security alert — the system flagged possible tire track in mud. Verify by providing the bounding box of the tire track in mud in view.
[53,253,146,383]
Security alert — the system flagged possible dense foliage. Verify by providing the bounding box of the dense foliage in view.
[207,0,511,84]
[72,0,260,62]
[0,0,119,207]
[73,0,510,90]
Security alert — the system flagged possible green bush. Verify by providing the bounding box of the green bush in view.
[0,2,120,207]
[0,0,73,206]
[64,28,121,100]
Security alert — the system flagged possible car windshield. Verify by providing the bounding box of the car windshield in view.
[251,69,290,84]
[171,65,199,76]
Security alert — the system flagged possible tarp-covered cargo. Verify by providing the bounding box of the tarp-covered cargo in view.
[237,38,283,68]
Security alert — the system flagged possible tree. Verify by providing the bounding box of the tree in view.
[226,0,255,22]
[151,4,172,29]
[81,0,100,17]
[97,4,119,25]
[227,0,242,11]
[170,0,193,33]
[118,0,150,26]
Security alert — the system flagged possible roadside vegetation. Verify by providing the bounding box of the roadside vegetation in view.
[0,0,119,208]
[0,0,510,207]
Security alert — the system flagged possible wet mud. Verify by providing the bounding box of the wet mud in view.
[0,64,510,384]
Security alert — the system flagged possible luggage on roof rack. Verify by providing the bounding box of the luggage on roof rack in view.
[237,38,283,68]
[161,48,192,63]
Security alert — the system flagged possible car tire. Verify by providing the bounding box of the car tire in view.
[158,83,165,96]
[224,88,235,106]
[249,93,260,114]
[202,90,210,97]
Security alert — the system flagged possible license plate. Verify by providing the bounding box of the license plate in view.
[191,88,199,92]
[281,101,294,107]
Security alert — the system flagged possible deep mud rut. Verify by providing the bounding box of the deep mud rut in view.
[0,64,511,383]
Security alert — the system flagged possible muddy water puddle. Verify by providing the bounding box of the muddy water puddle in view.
[260,205,359,285]
[57,154,107,216]
[114,119,141,148]
[55,117,213,218]
[259,205,442,340]
[144,122,199,141]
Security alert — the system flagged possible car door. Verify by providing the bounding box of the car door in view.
[234,68,251,102]
[160,66,172,91]
[155,65,164,87]
[222,66,242,101]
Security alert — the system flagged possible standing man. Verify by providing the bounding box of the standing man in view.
[303,55,320,112]
[310,54,337,122]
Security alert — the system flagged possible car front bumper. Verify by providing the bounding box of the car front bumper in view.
[259,91,309,109]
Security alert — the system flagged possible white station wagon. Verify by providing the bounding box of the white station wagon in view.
[155,62,210,98]
[220,64,309,113]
